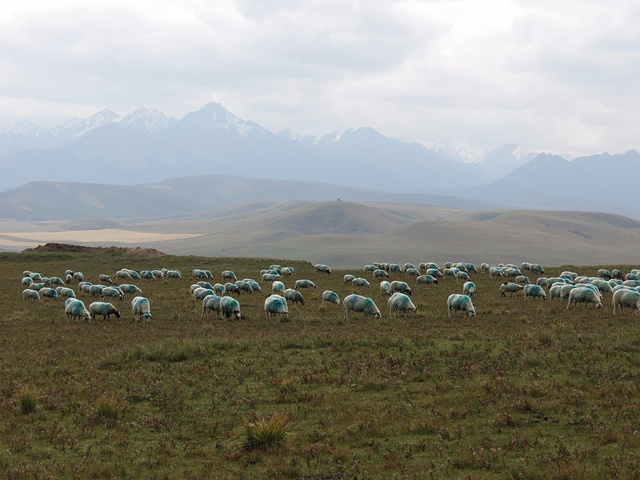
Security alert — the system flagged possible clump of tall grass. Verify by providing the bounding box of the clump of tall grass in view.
[95,393,125,420]
[241,412,292,451]
[15,385,39,414]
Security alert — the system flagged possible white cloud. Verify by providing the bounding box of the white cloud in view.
[1,0,639,155]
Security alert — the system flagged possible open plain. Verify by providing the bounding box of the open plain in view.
[1,250,639,479]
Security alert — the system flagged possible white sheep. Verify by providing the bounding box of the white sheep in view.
[131,296,152,322]
[447,294,476,317]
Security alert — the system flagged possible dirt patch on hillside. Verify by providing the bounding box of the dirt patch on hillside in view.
[23,243,166,257]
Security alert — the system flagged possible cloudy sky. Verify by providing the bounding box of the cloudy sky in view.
[1,0,639,155]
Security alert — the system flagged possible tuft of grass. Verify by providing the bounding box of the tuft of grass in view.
[95,393,125,420]
[15,385,39,414]
[241,412,292,451]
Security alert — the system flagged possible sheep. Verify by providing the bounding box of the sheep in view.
[416,275,438,286]
[351,278,371,288]
[70,272,83,283]
[612,288,640,316]
[23,289,40,301]
[65,299,91,322]
[295,279,316,290]
[515,275,530,285]
[284,288,305,305]
[455,271,470,281]
[380,281,391,294]
[244,279,261,292]
[265,294,289,320]
[612,269,624,280]
[625,273,640,281]
[463,281,476,297]
[547,277,570,288]
[192,269,207,279]
[128,270,141,280]
[119,284,143,295]
[536,277,548,287]
[79,283,93,295]
[343,294,381,321]
[201,294,222,320]
[623,280,640,288]
[102,286,125,301]
[193,287,215,302]
[373,269,389,279]
[272,281,286,295]
[196,281,214,290]
[389,264,401,273]
[363,265,378,273]
[590,278,613,296]
[131,296,152,322]
[388,292,417,317]
[549,284,565,301]
[99,274,113,284]
[503,268,520,280]
[21,276,33,286]
[567,287,603,310]
[29,283,45,291]
[151,270,165,279]
[167,270,182,279]
[447,294,476,317]
[466,264,478,273]
[280,267,294,276]
[344,274,356,284]
[224,283,240,295]
[262,273,281,282]
[236,280,253,294]
[453,263,468,272]
[481,263,490,273]
[403,263,416,272]
[426,268,443,279]
[521,262,531,271]
[220,297,241,320]
[56,287,76,299]
[387,281,412,296]
[140,271,155,280]
[40,288,59,300]
[89,285,106,297]
[405,268,419,277]
[530,264,544,274]
[29,272,43,282]
[214,283,226,295]
[322,290,340,305]
[424,262,439,270]
[499,282,523,297]
[443,268,458,278]
[561,271,578,280]
[222,270,237,282]
[88,302,121,321]
[489,267,504,279]
[116,270,132,281]
[314,264,332,274]
[524,284,546,301]
[49,276,65,286]
[597,269,612,280]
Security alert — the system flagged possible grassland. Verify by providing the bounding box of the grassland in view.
[1,251,640,479]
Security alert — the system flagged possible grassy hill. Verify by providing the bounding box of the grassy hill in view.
[1,250,639,478]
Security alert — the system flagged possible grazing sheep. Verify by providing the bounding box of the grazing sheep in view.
[389,264,401,273]
[515,275,530,285]
[265,294,289,320]
[197,281,214,289]
[30,272,43,282]
[380,281,391,294]
[65,299,91,322]
[416,275,438,286]
[626,273,640,281]
[351,278,371,288]
[499,282,523,297]
[151,270,165,279]
[204,270,214,280]
[65,274,72,283]
[536,277,548,287]
[192,269,207,279]
[262,273,281,282]
[193,287,215,302]
[403,263,416,272]
[447,294,476,317]
[443,268,458,278]
[322,290,340,305]
[405,268,420,277]
[140,271,155,280]
[364,265,378,273]
[387,281,412,296]
[222,271,237,282]
[99,274,113,284]
[489,267,504,279]
[72,272,84,283]
[236,280,253,294]
[21,277,33,286]
[40,288,59,300]
[598,269,612,280]
[49,276,65,286]
[220,297,241,320]
[524,284,546,301]
[612,288,640,316]
[23,289,40,301]
[623,280,640,288]
[549,284,565,301]
[201,294,222,319]
[388,292,417,317]
[612,269,624,280]
[119,284,143,295]
[426,268,443,279]
[314,264,332,274]
[272,281,286,294]
[373,269,389,279]
[29,283,45,291]
[225,283,241,295]
[343,294,381,321]
[481,263,490,273]
[295,279,317,290]
[214,283,226,295]
[455,271,470,281]
[503,268,520,280]
[547,277,571,288]
[567,287,603,309]
[244,279,261,292]
[167,270,182,279]
[56,287,76,299]
[463,281,476,297]
[280,267,294,276]
[88,302,121,321]
[284,288,305,305]
[89,285,107,297]
[131,296,152,322]
[344,274,356,284]
[116,270,132,281]
[102,286,125,301]
[424,262,439,270]
[530,264,544,274]
[590,279,614,296]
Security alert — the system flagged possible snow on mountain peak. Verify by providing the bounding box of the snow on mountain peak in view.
[52,108,120,140]
[187,102,267,137]
[430,138,489,163]
[0,120,43,136]
[119,107,176,133]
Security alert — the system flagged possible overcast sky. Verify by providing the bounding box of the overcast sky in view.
[2,0,639,155]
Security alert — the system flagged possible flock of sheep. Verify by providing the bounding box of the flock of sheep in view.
[18,260,640,323]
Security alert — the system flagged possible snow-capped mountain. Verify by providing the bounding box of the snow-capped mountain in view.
[0,120,48,137]
[430,138,490,164]
[119,108,177,133]
[51,109,120,140]
[175,102,269,138]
